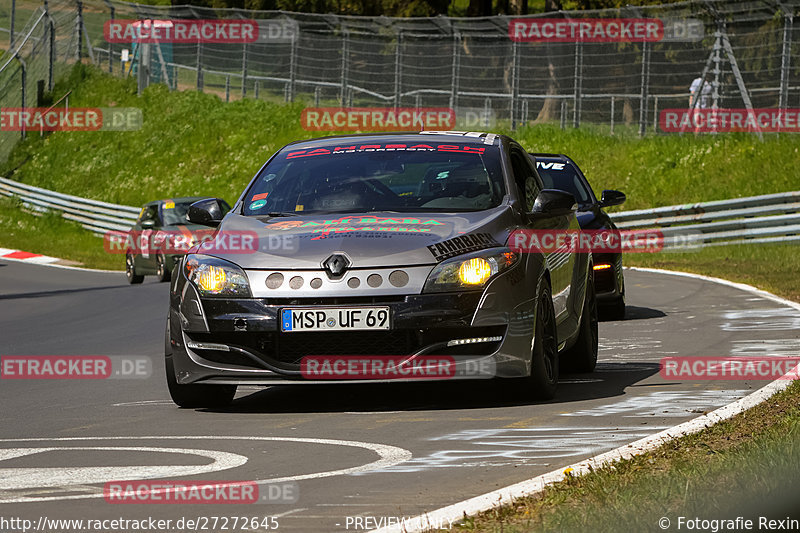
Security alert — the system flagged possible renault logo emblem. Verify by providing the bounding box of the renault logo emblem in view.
[323,254,350,277]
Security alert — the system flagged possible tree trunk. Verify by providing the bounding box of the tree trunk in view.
[533,0,562,123]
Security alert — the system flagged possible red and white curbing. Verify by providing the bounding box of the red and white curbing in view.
[0,248,61,265]
[371,267,800,533]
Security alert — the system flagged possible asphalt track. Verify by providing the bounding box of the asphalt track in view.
[2,259,800,532]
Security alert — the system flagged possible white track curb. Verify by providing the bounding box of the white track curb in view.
[371,267,800,533]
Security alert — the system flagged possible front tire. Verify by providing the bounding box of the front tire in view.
[561,272,599,373]
[510,279,559,401]
[165,322,236,408]
[156,253,171,282]
[126,253,144,284]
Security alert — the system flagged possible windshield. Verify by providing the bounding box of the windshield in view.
[161,201,194,226]
[534,159,595,205]
[242,143,505,216]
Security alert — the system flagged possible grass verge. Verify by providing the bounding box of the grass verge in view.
[0,196,121,270]
[455,380,800,532]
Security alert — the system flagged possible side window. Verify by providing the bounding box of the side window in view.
[138,205,159,224]
[509,149,540,211]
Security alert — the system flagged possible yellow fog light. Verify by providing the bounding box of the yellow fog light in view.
[458,257,493,285]
[197,265,227,292]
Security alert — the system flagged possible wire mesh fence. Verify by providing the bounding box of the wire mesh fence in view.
[1,0,799,162]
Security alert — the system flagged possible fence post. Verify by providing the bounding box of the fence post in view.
[48,3,55,90]
[638,41,650,137]
[560,100,566,130]
[450,32,460,111]
[288,33,298,102]
[610,96,615,135]
[573,41,582,128]
[9,0,15,50]
[19,56,27,140]
[314,86,321,107]
[340,29,349,105]
[511,40,520,129]
[76,0,84,61]
[254,81,259,100]
[241,42,248,98]
[778,8,793,110]
[106,1,115,73]
[225,75,230,102]
[653,95,659,133]
[394,31,403,108]
[196,42,203,91]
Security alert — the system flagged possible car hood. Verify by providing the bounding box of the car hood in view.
[204,207,518,269]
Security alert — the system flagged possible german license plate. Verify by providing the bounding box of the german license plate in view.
[280,307,390,332]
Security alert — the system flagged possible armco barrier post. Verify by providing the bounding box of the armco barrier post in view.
[76,0,83,62]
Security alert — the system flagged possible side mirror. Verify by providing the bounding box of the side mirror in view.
[140,219,156,229]
[188,198,227,227]
[599,189,626,208]
[531,189,577,217]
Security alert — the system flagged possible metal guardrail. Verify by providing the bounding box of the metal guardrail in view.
[1,176,798,249]
[0,177,139,234]
[609,191,800,247]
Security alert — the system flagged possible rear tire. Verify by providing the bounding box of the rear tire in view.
[510,279,559,401]
[165,322,236,408]
[561,272,599,373]
[126,253,144,284]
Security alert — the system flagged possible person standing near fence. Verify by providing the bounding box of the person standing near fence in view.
[689,73,712,109]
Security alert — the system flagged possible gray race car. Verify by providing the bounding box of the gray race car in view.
[165,132,597,408]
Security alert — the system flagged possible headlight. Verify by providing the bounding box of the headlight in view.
[424,248,519,293]
[183,254,251,297]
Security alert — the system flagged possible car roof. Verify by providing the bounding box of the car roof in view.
[283,131,504,148]
[529,153,572,161]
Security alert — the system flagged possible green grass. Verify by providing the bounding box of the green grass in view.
[3,64,799,212]
[0,196,121,269]
[456,380,800,532]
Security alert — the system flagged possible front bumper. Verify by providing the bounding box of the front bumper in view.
[168,276,538,385]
